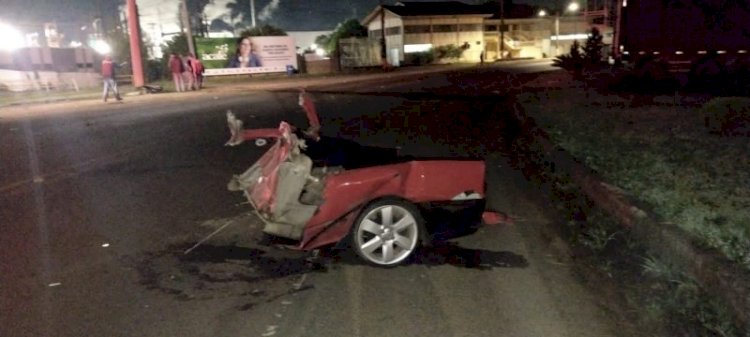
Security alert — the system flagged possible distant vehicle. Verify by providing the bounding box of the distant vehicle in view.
[615,0,750,75]
[225,91,505,267]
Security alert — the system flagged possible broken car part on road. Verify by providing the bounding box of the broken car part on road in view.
[224,90,506,266]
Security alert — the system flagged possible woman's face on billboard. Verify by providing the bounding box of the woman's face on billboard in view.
[240,38,252,56]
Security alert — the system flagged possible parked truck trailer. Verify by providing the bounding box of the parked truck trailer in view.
[615,0,750,73]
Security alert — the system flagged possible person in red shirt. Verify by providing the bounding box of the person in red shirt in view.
[101,55,122,102]
[187,53,204,90]
[169,53,185,92]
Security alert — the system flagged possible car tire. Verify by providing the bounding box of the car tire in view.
[351,199,423,267]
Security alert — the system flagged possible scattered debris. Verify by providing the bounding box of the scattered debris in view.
[32,177,44,183]
[281,300,293,305]
[292,274,307,291]
[102,243,110,248]
[183,220,236,255]
[48,282,61,287]
[262,325,278,336]
[274,313,282,318]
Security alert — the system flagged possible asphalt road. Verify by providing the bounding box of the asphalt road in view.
[1,61,626,337]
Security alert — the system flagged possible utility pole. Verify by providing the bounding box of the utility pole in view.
[380,0,387,67]
[250,0,257,27]
[126,0,144,87]
[180,0,196,56]
[499,0,505,59]
[555,14,560,56]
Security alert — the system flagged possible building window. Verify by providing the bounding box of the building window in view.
[385,26,402,36]
[370,29,382,38]
[404,25,431,34]
[458,24,481,32]
[484,25,497,31]
[433,24,457,33]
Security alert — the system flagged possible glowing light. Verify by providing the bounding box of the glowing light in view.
[567,2,580,12]
[0,22,26,51]
[675,51,683,55]
[550,34,589,41]
[404,43,433,53]
[538,10,547,17]
[91,40,111,55]
[69,41,82,48]
[315,48,325,56]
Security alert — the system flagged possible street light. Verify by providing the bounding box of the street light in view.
[540,2,581,57]
[0,22,26,52]
[567,2,580,38]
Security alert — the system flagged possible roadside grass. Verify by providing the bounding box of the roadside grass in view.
[518,87,750,270]
[513,75,749,336]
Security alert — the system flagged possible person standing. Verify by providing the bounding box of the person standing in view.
[182,53,195,91]
[187,53,204,90]
[480,50,485,66]
[101,55,122,102]
[169,53,185,92]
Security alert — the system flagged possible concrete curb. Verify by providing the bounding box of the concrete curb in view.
[508,106,750,329]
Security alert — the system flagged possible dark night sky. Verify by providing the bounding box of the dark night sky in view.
[0,0,555,32]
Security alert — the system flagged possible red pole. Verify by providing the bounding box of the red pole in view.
[126,0,145,87]
[613,0,623,59]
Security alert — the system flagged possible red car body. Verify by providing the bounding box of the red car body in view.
[226,91,504,265]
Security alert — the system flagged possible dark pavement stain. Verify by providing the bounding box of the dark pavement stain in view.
[412,243,529,269]
[134,243,323,307]
[321,242,528,270]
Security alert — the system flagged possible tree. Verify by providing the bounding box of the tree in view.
[239,24,287,37]
[318,18,367,54]
[160,34,189,78]
[552,40,584,71]
[186,0,211,36]
[226,0,250,27]
[583,27,604,64]
[314,34,330,48]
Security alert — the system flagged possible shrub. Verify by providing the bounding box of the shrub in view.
[701,97,750,135]
[583,27,604,65]
[406,51,434,65]
[553,40,584,72]
[432,44,465,60]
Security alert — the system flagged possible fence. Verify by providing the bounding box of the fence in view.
[0,69,100,92]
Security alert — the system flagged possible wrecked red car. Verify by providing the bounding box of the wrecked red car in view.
[226,91,503,266]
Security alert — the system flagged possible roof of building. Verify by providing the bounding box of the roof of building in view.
[480,2,539,20]
[385,1,489,16]
[362,1,540,25]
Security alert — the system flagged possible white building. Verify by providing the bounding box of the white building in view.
[362,1,607,65]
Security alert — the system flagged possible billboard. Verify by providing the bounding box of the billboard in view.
[196,36,298,76]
